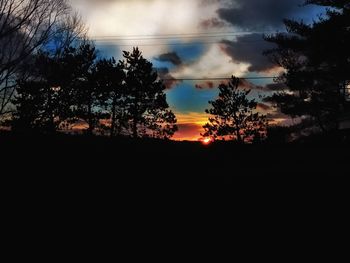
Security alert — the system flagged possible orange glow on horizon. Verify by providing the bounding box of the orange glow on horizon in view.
[202,137,212,145]
[171,111,208,141]
[199,137,214,145]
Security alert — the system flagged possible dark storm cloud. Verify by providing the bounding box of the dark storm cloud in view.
[156,52,183,66]
[200,18,226,29]
[220,33,276,72]
[217,0,308,30]
[194,78,278,91]
[156,67,170,76]
[238,79,284,92]
[156,67,179,89]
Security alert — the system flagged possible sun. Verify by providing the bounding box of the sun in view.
[201,137,212,145]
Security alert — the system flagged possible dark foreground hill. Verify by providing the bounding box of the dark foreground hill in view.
[1,132,346,244]
[1,132,348,180]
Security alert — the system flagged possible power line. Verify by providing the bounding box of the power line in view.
[97,41,218,47]
[95,40,265,47]
[90,30,279,40]
[97,41,217,47]
[93,35,245,41]
[92,33,266,41]
[90,30,276,47]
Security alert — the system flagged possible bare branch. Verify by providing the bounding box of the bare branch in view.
[0,0,84,116]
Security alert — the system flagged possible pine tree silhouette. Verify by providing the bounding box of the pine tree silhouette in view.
[122,48,177,139]
[202,76,268,143]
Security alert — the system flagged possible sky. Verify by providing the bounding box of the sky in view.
[71,0,324,141]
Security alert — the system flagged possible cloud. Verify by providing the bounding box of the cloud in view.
[200,0,221,6]
[71,0,221,59]
[239,79,286,92]
[217,0,309,30]
[156,52,182,66]
[220,34,277,72]
[172,44,250,79]
[156,67,180,89]
[72,0,312,76]
[194,78,255,90]
[176,112,209,126]
[72,0,214,38]
[172,111,209,141]
[200,18,226,29]
[193,76,284,91]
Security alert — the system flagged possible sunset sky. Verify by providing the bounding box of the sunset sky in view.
[71,0,324,140]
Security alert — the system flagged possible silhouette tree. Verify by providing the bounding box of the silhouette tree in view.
[12,51,72,133]
[0,0,79,118]
[122,48,177,139]
[202,76,268,143]
[265,1,350,132]
[12,81,48,132]
[11,45,178,138]
[11,43,97,134]
[95,58,126,137]
[67,43,102,135]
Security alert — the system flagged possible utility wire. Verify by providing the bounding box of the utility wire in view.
[90,30,280,39]
[95,40,266,47]
[90,33,279,82]
[92,33,266,41]
[90,30,278,46]
[96,42,222,47]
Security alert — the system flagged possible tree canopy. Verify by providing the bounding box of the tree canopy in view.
[11,45,178,139]
[122,48,177,139]
[265,0,350,132]
[0,0,85,118]
[202,76,268,143]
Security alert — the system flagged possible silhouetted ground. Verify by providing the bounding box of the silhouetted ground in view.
[1,131,348,185]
